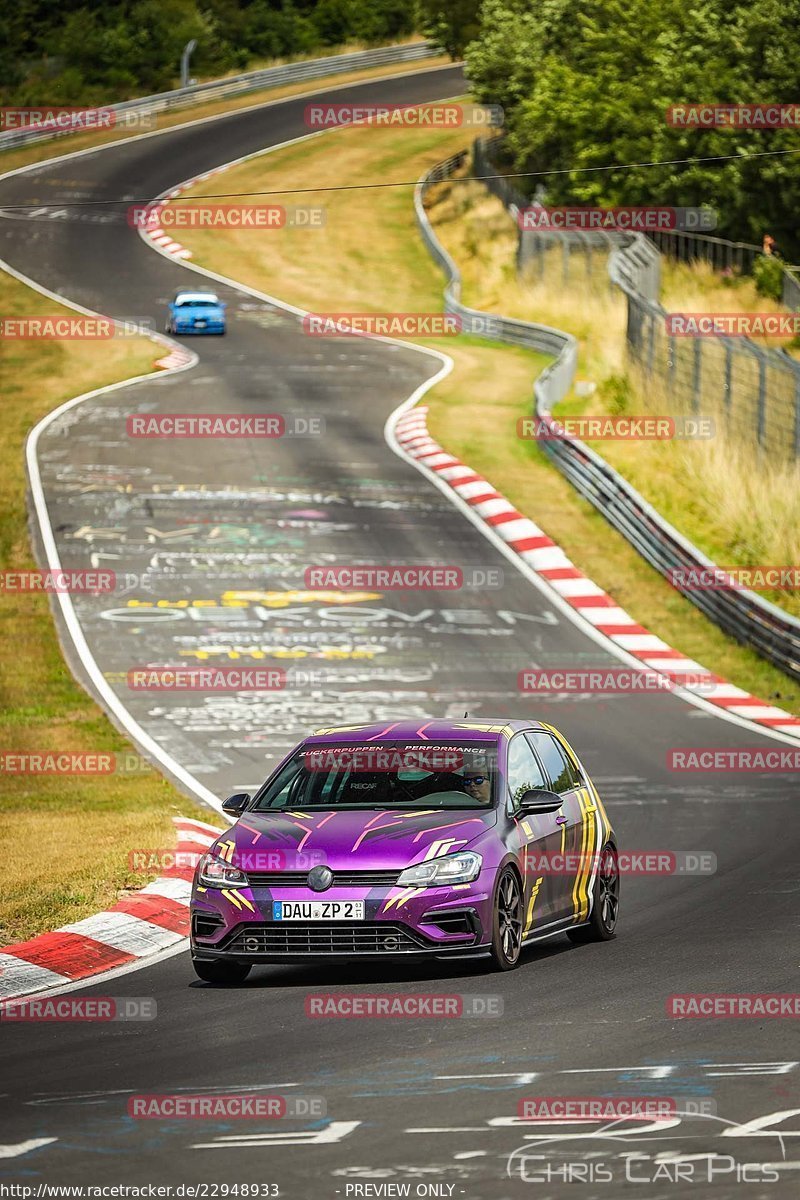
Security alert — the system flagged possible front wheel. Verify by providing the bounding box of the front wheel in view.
[489,867,524,970]
[192,956,251,985]
[567,843,619,944]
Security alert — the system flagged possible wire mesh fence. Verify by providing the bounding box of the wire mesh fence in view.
[474,137,800,462]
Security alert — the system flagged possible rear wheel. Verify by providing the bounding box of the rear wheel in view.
[489,867,524,970]
[192,956,251,984]
[567,843,619,944]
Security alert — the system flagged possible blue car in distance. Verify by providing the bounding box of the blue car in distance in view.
[166,289,226,335]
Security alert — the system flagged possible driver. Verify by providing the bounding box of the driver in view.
[461,755,492,805]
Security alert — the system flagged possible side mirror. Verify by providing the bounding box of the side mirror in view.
[222,791,250,816]
[518,788,563,814]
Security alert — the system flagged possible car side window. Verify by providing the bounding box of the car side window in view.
[527,734,577,794]
[506,735,548,809]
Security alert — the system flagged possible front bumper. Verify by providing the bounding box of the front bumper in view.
[174,322,225,334]
[191,884,491,962]
[192,919,489,963]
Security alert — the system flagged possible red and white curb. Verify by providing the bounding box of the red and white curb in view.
[394,405,800,739]
[0,816,223,1002]
[140,167,229,261]
[154,343,195,371]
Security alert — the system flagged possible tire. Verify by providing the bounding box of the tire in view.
[567,843,619,944]
[489,866,524,970]
[192,956,251,985]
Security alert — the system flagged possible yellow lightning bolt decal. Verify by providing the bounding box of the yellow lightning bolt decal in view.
[382,887,417,912]
[220,888,256,912]
[524,877,545,935]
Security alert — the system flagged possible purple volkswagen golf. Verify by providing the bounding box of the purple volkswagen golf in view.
[190,719,619,982]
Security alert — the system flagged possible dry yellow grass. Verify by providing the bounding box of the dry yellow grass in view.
[426,177,628,384]
[661,257,799,354]
[182,117,468,312]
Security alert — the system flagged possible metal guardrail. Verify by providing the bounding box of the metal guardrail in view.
[417,146,800,682]
[0,41,437,152]
[415,152,578,400]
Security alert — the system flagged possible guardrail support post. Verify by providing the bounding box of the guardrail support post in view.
[180,40,198,89]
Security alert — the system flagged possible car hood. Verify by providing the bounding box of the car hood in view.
[218,807,497,871]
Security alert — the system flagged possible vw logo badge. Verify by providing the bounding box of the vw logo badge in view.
[308,865,334,892]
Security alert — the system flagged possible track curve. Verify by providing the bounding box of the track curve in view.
[0,65,798,1195]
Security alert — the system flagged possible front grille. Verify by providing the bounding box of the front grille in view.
[224,921,423,956]
[246,870,399,888]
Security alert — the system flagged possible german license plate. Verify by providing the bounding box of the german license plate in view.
[273,900,364,921]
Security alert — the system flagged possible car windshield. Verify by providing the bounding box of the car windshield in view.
[175,297,218,307]
[252,741,499,811]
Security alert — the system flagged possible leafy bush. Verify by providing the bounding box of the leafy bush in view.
[465,0,800,261]
[752,254,786,302]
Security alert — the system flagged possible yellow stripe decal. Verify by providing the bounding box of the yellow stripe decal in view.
[524,877,544,935]
[572,791,589,920]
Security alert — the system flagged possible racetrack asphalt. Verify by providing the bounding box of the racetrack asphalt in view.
[0,65,798,1196]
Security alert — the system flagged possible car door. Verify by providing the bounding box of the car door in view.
[505,733,564,932]
[526,730,594,924]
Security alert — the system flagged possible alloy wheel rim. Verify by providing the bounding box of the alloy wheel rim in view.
[598,848,620,932]
[498,872,523,962]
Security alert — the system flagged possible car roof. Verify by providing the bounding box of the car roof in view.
[307,718,547,743]
[173,290,220,302]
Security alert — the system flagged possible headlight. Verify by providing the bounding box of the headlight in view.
[197,852,247,887]
[397,851,482,888]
